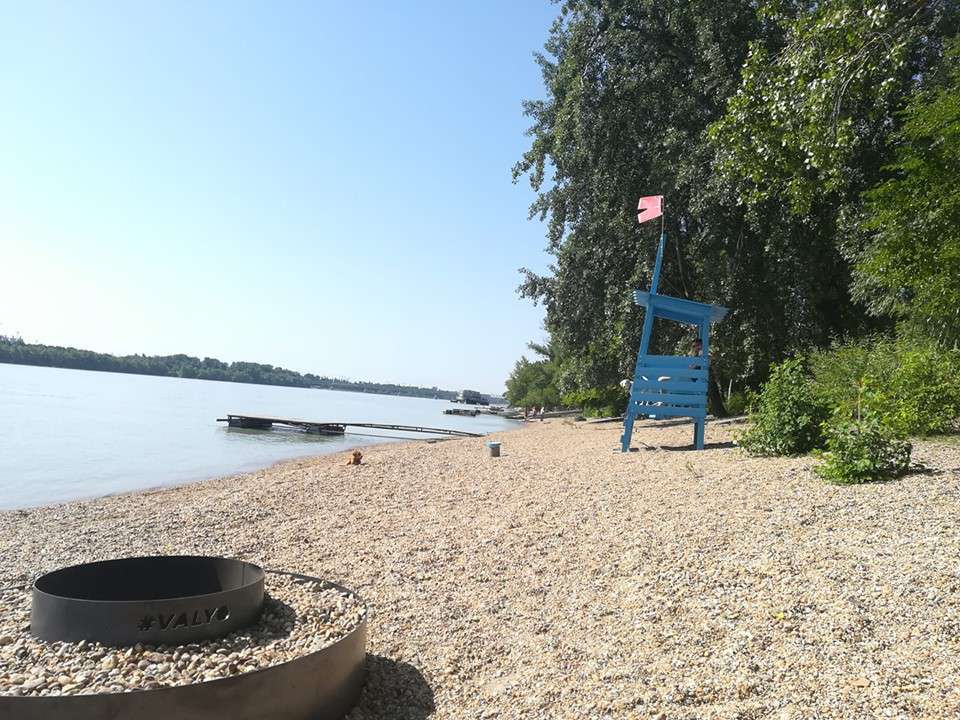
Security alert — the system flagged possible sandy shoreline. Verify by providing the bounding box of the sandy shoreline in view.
[40,433,413,514]
[2,419,959,718]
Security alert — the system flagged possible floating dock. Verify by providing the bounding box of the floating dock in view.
[444,408,479,417]
[217,414,483,438]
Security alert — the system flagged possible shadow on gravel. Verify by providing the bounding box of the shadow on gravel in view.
[235,595,298,648]
[348,654,436,719]
[630,440,737,452]
[660,441,737,451]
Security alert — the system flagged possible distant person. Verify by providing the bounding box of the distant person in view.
[692,338,725,416]
[538,405,546,421]
[693,338,705,367]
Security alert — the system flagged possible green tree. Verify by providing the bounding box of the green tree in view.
[708,1,957,352]
[853,37,960,344]
[710,0,956,214]
[515,0,876,404]
[504,342,562,408]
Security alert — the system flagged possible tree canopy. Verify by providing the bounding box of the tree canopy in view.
[504,342,561,408]
[854,37,960,344]
[711,0,956,213]
[513,0,959,406]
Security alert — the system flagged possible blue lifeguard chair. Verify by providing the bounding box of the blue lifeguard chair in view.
[621,196,728,451]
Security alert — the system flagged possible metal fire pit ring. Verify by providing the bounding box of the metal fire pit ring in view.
[31,555,265,646]
[3,571,368,720]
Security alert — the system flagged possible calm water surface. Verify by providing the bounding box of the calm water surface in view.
[0,364,516,509]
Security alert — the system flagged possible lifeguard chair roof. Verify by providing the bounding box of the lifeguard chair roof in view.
[633,290,728,326]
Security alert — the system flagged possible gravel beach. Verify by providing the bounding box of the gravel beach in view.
[1,419,958,718]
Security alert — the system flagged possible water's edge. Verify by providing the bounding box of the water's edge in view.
[0,364,518,510]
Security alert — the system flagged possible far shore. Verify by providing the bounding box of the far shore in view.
[2,419,958,718]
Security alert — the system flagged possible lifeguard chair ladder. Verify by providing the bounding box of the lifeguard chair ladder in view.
[620,196,728,451]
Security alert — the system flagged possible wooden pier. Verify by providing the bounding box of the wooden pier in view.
[217,414,483,438]
[444,407,479,417]
[218,414,345,434]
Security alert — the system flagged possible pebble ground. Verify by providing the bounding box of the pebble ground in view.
[1,419,958,718]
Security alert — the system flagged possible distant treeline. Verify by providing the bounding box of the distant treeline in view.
[0,336,458,399]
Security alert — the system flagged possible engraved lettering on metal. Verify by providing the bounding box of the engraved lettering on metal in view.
[138,605,231,633]
[31,556,263,646]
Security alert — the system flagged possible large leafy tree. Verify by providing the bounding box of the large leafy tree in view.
[854,37,960,344]
[504,342,562,408]
[709,0,957,349]
[708,0,958,357]
[711,0,957,213]
[514,0,876,405]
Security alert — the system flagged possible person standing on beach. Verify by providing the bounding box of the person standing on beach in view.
[692,338,703,371]
[692,336,726,415]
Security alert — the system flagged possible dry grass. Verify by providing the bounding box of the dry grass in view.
[2,419,959,718]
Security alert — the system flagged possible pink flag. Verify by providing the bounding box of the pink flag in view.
[637,195,663,224]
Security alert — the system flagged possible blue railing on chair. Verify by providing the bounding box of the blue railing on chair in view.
[630,356,707,421]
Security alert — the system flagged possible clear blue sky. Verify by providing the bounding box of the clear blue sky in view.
[0,1,557,394]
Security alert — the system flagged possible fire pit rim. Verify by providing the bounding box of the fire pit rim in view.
[3,571,369,720]
[27,570,367,697]
[31,554,265,604]
[30,555,267,646]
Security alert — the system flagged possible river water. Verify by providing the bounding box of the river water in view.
[0,364,516,509]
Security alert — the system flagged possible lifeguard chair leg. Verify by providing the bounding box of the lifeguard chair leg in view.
[620,411,636,452]
[621,307,656,452]
[694,320,709,449]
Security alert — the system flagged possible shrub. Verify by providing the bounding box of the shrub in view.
[815,416,912,485]
[808,336,895,409]
[739,358,830,455]
[725,391,748,416]
[809,338,960,436]
[877,342,960,435]
[562,385,628,418]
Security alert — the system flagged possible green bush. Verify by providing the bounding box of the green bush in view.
[807,336,894,408]
[739,358,830,455]
[815,416,912,485]
[877,342,960,435]
[562,385,628,418]
[809,338,960,436]
[725,391,748,416]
